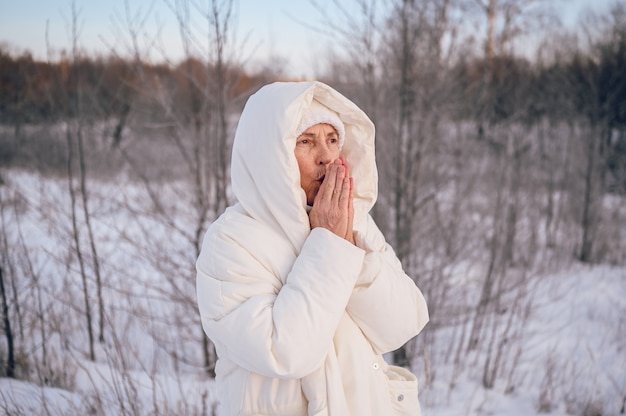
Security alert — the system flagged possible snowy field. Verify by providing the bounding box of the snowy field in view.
[423,263,626,415]
[1,170,625,415]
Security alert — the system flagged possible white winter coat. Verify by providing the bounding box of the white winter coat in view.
[196,81,429,415]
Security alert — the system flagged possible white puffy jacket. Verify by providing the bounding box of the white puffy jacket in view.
[196,81,429,415]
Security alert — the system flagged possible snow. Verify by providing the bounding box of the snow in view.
[423,264,626,415]
[1,170,625,415]
[0,378,85,415]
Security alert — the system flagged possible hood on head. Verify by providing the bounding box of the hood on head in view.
[231,81,377,252]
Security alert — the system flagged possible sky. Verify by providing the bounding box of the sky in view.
[0,0,342,77]
[0,0,618,78]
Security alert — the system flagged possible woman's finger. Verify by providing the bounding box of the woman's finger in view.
[320,161,339,202]
[338,176,350,210]
[331,162,345,204]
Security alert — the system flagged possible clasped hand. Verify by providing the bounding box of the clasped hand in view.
[309,157,355,245]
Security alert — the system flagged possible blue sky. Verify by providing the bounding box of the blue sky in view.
[0,0,617,77]
[0,0,333,76]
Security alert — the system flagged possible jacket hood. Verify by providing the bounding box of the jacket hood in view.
[231,81,377,252]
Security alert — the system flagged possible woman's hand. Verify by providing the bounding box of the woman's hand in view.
[309,157,355,245]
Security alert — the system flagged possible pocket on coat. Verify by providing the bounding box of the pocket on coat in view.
[385,365,422,416]
[240,372,307,415]
[306,402,328,416]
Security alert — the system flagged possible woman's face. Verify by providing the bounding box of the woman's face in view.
[294,123,341,205]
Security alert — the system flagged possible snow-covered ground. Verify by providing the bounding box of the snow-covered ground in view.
[1,171,625,415]
[423,263,626,415]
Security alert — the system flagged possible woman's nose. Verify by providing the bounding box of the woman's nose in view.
[317,144,334,165]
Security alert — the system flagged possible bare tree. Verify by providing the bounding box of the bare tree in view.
[569,4,626,262]
[109,0,243,376]
[376,0,461,366]
[0,265,14,378]
[61,2,103,361]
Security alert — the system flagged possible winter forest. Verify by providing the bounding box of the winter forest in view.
[1,0,626,414]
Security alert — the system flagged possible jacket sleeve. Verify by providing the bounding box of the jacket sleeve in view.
[197,226,365,379]
[346,216,429,354]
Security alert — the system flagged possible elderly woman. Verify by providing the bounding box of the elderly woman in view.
[196,81,429,415]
